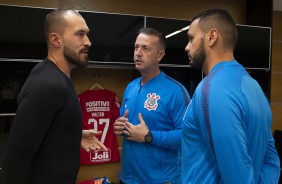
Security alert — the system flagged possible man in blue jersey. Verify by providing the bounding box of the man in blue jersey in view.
[114,28,190,184]
[182,9,280,183]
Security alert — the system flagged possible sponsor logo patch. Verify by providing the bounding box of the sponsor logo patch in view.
[90,149,111,162]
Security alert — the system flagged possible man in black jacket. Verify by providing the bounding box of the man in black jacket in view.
[1,9,107,184]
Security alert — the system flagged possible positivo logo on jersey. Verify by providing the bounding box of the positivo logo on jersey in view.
[144,93,160,111]
[90,149,111,162]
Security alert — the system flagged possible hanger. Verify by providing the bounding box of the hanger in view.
[89,82,104,90]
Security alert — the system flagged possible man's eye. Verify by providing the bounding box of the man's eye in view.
[77,32,84,37]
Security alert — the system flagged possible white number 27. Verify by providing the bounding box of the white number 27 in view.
[88,118,109,143]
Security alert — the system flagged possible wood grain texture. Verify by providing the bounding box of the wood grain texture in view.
[0,0,58,8]
[271,11,282,132]
[271,103,282,131]
[272,42,282,72]
[271,72,282,103]
[58,0,245,23]
[273,11,282,41]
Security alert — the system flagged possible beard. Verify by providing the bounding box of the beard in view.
[189,39,206,70]
[64,46,89,68]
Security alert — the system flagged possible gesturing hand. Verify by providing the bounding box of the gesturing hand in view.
[113,110,129,135]
[123,113,149,142]
[81,130,108,152]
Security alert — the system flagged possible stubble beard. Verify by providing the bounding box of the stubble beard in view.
[64,46,89,68]
[189,39,206,70]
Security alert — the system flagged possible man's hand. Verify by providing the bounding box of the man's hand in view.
[123,113,149,142]
[113,110,129,135]
[81,130,108,152]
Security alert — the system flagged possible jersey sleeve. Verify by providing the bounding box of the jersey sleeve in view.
[259,130,281,184]
[151,86,190,151]
[206,76,281,184]
[206,81,254,183]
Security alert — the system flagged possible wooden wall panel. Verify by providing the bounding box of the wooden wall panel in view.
[271,10,282,132]
[0,0,58,8]
[271,104,282,131]
[271,73,282,102]
[273,11,282,41]
[58,0,246,24]
[272,42,282,72]
[77,161,121,183]
[71,68,136,99]
[0,0,246,24]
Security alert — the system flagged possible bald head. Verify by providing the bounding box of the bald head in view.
[44,10,82,46]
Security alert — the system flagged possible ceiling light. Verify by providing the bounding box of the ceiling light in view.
[165,26,190,38]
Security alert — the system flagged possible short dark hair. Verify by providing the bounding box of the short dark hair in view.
[44,9,81,45]
[138,27,167,50]
[192,9,238,51]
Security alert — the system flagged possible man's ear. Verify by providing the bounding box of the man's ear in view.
[49,33,62,48]
[157,50,165,62]
[207,29,218,47]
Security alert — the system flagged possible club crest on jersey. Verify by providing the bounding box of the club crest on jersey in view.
[144,93,160,111]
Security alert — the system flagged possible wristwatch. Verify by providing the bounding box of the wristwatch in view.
[145,131,153,143]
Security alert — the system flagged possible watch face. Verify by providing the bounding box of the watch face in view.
[145,132,153,143]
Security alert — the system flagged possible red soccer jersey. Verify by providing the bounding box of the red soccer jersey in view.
[78,89,121,165]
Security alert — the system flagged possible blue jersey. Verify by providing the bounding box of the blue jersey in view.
[120,72,190,184]
[182,60,280,184]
